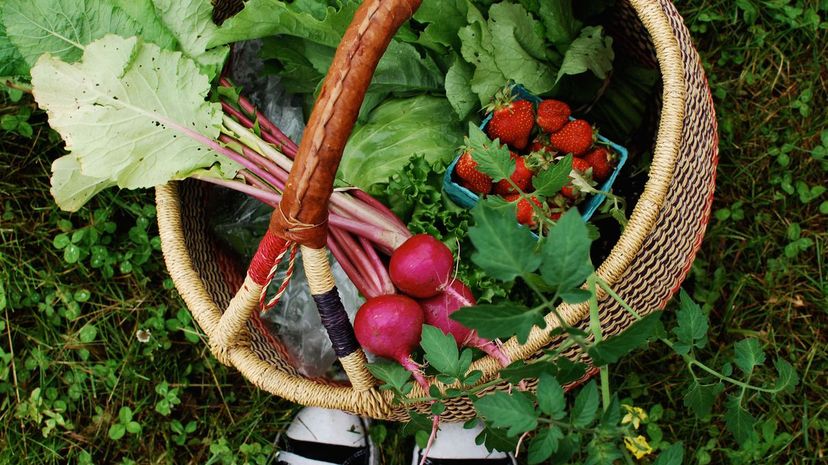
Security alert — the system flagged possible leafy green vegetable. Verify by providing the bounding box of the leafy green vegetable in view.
[725,395,757,443]
[412,0,468,52]
[110,0,178,50]
[150,0,229,77]
[49,155,116,212]
[538,0,580,48]
[3,0,142,71]
[32,35,235,209]
[445,57,477,119]
[556,25,614,82]
[339,96,463,191]
[209,0,358,48]
[0,7,27,77]
[488,2,556,94]
[458,4,508,106]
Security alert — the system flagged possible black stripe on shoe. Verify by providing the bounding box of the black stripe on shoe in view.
[278,434,370,465]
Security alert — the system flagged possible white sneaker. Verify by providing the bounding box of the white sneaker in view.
[275,407,377,465]
[411,421,517,465]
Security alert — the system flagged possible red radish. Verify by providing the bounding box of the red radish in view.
[354,295,428,388]
[419,280,511,367]
[389,234,454,298]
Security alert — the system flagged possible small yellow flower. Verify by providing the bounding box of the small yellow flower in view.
[624,435,653,459]
[621,405,648,429]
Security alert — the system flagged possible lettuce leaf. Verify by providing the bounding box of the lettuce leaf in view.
[339,96,464,191]
[31,35,236,209]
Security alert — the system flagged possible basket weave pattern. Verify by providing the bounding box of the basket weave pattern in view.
[156,0,718,421]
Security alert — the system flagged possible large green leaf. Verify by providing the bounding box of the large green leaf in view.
[3,0,141,70]
[458,5,506,106]
[570,380,599,428]
[451,303,545,345]
[110,0,178,50]
[32,35,235,207]
[468,199,542,281]
[49,155,116,212]
[0,8,27,77]
[557,25,614,82]
[588,313,662,365]
[445,57,477,119]
[683,380,724,418]
[209,0,359,48]
[413,0,468,52]
[489,2,556,95]
[474,391,538,437]
[540,209,594,293]
[672,289,709,354]
[538,0,580,47]
[339,96,463,190]
[732,338,766,375]
[150,0,228,77]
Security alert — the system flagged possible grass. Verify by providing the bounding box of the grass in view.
[0,1,826,464]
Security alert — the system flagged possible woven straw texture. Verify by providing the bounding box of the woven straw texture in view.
[156,0,718,421]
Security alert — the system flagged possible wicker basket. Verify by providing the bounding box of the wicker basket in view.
[155,0,718,421]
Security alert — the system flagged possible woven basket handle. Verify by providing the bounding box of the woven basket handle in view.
[268,0,422,248]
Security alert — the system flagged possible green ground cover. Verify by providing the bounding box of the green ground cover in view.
[1,1,825,464]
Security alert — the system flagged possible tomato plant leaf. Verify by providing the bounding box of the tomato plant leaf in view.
[474,391,538,437]
[451,303,545,344]
[540,209,594,293]
[468,199,542,281]
[570,380,599,428]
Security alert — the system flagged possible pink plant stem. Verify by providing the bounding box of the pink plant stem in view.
[331,229,384,299]
[220,78,300,157]
[327,234,373,299]
[358,236,394,295]
[330,193,410,246]
[193,174,282,205]
[327,215,400,254]
[352,189,409,232]
[221,101,294,154]
[330,230,378,298]
[218,134,286,189]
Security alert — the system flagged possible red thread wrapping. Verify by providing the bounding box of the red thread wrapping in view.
[249,232,290,285]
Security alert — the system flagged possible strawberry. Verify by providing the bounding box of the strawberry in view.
[455,151,492,194]
[494,152,534,195]
[536,99,571,133]
[504,194,543,228]
[583,146,615,183]
[550,119,595,156]
[485,89,535,151]
[561,157,593,201]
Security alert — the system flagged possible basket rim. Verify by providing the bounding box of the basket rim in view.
[156,0,691,420]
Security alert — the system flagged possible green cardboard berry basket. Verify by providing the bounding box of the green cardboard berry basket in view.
[443,85,629,221]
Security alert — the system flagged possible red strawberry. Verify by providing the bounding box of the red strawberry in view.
[494,152,534,195]
[550,119,595,156]
[583,146,615,182]
[561,157,593,201]
[455,151,492,194]
[536,99,571,133]
[504,194,543,227]
[486,90,534,151]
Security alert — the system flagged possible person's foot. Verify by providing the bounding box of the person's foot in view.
[411,421,517,465]
[275,407,376,465]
